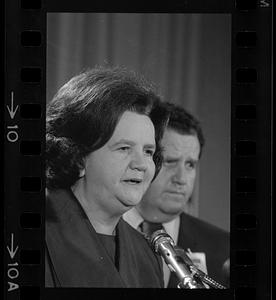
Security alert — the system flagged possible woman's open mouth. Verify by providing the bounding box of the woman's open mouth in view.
[122,178,143,185]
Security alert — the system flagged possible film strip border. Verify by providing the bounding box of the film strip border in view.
[5,1,44,300]
[232,1,272,299]
[4,1,272,299]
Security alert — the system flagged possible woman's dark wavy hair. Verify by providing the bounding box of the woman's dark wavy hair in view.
[46,66,168,190]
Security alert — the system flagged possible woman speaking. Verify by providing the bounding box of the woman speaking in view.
[45,67,168,287]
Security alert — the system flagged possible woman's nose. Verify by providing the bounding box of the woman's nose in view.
[129,151,147,171]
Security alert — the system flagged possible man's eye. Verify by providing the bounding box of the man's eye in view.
[186,161,196,169]
[163,159,177,166]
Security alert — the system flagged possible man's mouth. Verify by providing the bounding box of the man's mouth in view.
[165,190,185,196]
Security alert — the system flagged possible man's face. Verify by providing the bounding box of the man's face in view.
[83,111,156,216]
[138,129,200,222]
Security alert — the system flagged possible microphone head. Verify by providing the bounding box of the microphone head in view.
[150,229,175,253]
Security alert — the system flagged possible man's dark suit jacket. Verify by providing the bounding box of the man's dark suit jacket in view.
[167,212,229,288]
[45,189,164,287]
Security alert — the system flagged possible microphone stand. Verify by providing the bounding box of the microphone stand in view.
[174,247,226,289]
[149,230,227,289]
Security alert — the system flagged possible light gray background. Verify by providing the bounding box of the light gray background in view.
[47,13,231,231]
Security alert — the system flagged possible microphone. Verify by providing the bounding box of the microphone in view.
[222,258,230,287]
[150,230,205,289]
[149,229,227,289]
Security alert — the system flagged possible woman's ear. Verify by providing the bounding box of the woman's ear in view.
[79,168,85,177]
[78,158,86,177]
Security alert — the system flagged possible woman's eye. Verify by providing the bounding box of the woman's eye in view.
[118,146,130,152]
[145,149,154,157]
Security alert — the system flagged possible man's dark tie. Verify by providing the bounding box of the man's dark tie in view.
[139,221,163,237]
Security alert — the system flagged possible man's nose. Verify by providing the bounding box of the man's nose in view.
[171,164,187,185]
[129,151,147,171]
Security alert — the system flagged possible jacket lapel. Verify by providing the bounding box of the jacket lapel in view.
[177,213,198,250]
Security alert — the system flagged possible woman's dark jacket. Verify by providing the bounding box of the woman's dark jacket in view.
[45,189,164,288]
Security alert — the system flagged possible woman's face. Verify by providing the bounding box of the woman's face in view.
[83,111,156,216]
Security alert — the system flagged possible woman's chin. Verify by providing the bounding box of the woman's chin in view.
[120,195,143,209]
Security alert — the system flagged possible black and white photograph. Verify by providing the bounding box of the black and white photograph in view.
[45,13,231,288]
[3,1,273,299]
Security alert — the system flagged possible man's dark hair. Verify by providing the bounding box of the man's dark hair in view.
[46,66,168,189]
[164,102,205,156]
